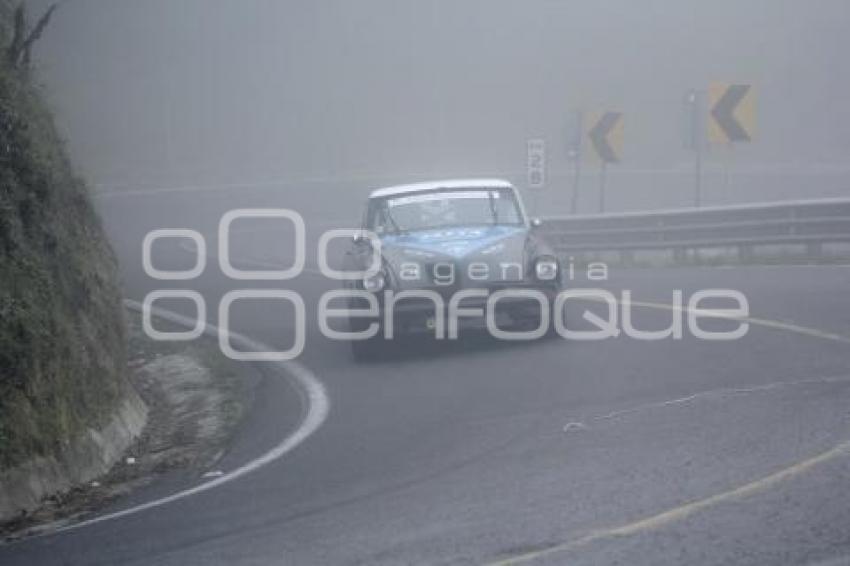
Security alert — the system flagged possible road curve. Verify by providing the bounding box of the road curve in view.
[2,188,850,566]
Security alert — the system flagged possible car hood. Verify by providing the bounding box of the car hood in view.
[372,225,549,290]
[380,225,528,261]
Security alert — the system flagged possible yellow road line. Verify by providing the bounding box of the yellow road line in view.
[487,299,850,565]
[487,441,850,565]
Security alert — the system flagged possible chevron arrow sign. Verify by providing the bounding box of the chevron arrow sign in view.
[708,83,755,143]
[586,111,623,163]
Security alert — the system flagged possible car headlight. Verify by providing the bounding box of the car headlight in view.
[362,271,386,292]
[534,257,558,281]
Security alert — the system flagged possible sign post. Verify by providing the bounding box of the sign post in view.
[598,162,608,213]
[684,89,705,207]
[569,110,583,214]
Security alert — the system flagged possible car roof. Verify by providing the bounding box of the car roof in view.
[368,178,514,199]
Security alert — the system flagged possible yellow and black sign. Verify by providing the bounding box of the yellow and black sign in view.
[708,83,755,144]
[586,111,623,163]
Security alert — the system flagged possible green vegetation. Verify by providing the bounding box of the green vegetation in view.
[0,2,127,468]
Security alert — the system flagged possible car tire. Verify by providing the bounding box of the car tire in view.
[517,303,562,339]
[548,303,565,339]
[351,334,382,362]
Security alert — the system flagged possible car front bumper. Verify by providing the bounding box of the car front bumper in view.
[350,284,560,335]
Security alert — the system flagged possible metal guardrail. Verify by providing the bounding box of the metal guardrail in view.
[541,198,850,254]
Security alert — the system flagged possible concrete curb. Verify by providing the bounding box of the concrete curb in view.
[0,389,147,522]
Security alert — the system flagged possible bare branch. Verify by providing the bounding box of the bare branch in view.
[6,1,61,70]
[20,2,59,68]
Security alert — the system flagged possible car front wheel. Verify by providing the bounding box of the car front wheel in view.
[350,334,383,362]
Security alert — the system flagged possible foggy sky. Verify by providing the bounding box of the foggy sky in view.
[27,0,850,211]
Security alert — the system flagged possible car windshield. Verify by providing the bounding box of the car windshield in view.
[368,188,523,234]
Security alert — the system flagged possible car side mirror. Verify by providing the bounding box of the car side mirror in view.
[530,218,543,228]
[352,232,376,248]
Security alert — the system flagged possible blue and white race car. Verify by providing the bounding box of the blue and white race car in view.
[343,179,563,360]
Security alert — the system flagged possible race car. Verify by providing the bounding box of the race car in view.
[343,179,564,360]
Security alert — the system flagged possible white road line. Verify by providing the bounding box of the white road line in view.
[45,299,330,536]
[589,374,850,425]
[610,296,850,345]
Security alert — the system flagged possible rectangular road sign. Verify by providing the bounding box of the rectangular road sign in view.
[527,138,546,189]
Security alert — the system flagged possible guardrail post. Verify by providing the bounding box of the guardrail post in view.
[739,244,754,263]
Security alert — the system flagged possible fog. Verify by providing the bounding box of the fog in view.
[29,0,850,213]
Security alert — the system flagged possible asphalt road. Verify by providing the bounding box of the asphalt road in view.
[3,187,850,565]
